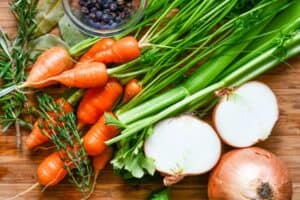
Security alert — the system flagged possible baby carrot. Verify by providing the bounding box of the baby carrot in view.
[122,79,143,103]
[83,113,119,156]
[77,78,123,125]
[79,38,115,62]
[25,98,73,150]
[24,46,73,88]
[35,62,109,88]
[92,36,141,64]
[7,152,68,200]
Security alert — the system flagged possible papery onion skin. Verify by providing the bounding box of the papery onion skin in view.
[208,147,292,200]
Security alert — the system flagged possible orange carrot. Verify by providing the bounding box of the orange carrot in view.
[83,113,119,156]
[77,78,123,125]
[85,148,113,199]
[25,98,73,150]
[122,79,143,103]
[24,46,73,88]
[33,62,109,88]
[92,36,141,64]
[37,152,68,186]
[79,38,115,62]
[7,152,67,200]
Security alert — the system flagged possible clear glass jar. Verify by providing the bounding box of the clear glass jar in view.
[63,0,146,37]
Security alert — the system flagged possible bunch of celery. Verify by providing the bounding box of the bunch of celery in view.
[108,0,300,178]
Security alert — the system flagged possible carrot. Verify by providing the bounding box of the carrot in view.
[85,148,113,200]
[34,62,109,88]
[122,79,143,103]
[7,152,67,200]
[24,46,73,88]
[25,98,73,149]
[83,113,119,156]
[77,78,123,125]
[0,46,74,98]
[37,152,68,186]
[92,36,141,64]
[79,38,115,62]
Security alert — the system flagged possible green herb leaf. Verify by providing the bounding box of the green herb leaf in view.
[104,112,127,129]
[59,15,89,47]
[35,0,65,36]
[148,188,170,200]
[28,34,68,59]
[112,127,155,179]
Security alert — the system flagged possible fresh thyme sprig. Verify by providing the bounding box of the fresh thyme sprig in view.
[0,0,38,147]
[36,93,92,196]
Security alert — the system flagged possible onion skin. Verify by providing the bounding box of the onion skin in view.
[208,147,292,200]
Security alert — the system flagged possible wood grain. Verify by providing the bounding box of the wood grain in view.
[0,1,300,199]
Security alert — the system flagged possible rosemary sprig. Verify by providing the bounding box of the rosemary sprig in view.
[0,0,38,147]
[36,93,92,196]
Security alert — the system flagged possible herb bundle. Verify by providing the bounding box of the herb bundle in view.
[36,93,92,196]
[0,0,38,147]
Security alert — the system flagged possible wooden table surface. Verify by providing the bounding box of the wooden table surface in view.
[0,1,300,200]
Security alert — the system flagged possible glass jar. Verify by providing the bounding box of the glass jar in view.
[63,0,146,37]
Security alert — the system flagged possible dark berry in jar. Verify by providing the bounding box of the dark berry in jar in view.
[119,12,125,19]
[96,11,103,19]
[89,12,96,19]
[79,0,86,6]
[103,3,109,9]
[115,16,122,23]
[91,7,97,13]
[79,0,134,29]
[103,9,110,14]
[126,2,132,8]
[111,12,116,18]
[110,2,118,11]
[117,0,124,5]
[124,7,131,16]
[81,6,89,14]
[102,13,113,22]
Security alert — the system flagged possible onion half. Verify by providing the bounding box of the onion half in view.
[213,81,279,147]
[208,147,292,200]
[144,115,221,186]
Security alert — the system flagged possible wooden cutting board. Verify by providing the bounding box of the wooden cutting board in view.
[0,1,299,199]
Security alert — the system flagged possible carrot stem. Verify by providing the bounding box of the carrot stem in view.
[66,89,85,106]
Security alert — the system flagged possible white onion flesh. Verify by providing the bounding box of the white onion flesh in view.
[144,115,221,185]
[213,81,278,147]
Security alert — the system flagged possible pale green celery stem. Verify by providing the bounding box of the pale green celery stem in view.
[118,87,189,124]
[108,31,300,145]
[182,24,267,93]
[107,82,223,145]
[151,0,204,41]
[117,0,288,123]
[119,30,232,114]
[217,1,298,79]
[227,31,300,86]
[117,21,268,124]
[141,0,236,84]
[141,0,183,43]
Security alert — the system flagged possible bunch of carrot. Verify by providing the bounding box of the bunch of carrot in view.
[9,90,120,199]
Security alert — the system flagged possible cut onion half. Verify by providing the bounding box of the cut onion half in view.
[144,115,221,186]
[213,81,279,148]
